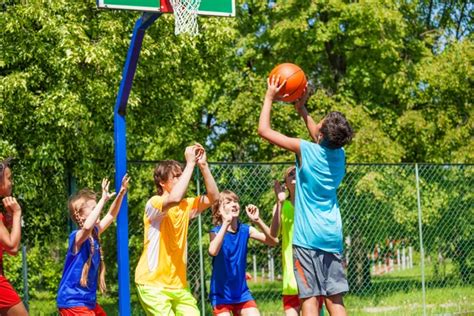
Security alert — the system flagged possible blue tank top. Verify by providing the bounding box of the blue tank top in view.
[294,140,346,254]
[209,222,253,306]
[57,229,100,309]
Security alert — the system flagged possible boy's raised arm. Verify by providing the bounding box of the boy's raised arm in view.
[258,76,301,155]
[194,143,219,214]
[293,84,322,142]
[162,146,197,212]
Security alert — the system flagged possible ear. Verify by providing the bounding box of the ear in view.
[159,180,166,189]
[317,133,324,144]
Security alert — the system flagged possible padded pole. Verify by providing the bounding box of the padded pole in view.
[114,12,160,316]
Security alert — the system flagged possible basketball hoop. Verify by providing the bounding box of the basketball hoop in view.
[169,0,202,35]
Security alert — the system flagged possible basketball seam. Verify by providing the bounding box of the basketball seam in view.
[284,70,306,101]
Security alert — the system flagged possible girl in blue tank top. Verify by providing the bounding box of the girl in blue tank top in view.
[56,175,129,315]
[209,190,278,316]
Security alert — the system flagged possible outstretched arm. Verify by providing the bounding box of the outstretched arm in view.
[194,143,219,216]
[258,76,301,155]
[270,180,286,238]
[294,85,322,142]
[247,204,279,246]
[208,210,232,256]
[75,179,114,251]
[0,197,22,255]
[99,174,130,234]
[162,145,198,212]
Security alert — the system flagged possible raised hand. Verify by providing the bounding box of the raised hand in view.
[194,143,207,166]
[185,145,198,164]
[101,178,116,201]
[120,174,130,193]
[219,205,233,226]
[273,180,286,203]
[245,204,260,223]
[2,196,21,214]
[266,75,287,101]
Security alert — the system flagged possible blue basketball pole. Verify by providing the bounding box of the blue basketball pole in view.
[114,12,160,316]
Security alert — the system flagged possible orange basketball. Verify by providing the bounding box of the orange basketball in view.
[268,63,307,102]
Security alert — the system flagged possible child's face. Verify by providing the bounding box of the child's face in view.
[0,167,12,196]
[220,197,240,219]
[77,198,98,223]
[285,167,296,191]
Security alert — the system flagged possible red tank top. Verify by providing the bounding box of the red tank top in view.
[0,213,4,276]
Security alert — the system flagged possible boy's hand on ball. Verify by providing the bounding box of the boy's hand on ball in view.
[266,75,287,101]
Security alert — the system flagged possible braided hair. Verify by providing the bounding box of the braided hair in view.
[68,189,107,293]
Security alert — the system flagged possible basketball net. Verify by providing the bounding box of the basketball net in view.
[169,0,202,35]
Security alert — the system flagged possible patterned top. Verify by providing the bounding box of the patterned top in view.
[135,195,205,288]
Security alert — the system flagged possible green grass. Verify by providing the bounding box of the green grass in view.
[24,261,474,315]
[27,285,473,315]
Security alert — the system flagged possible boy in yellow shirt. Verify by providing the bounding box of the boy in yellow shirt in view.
[135,144,219,315]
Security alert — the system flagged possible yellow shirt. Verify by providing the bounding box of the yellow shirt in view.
[135,195,204,289]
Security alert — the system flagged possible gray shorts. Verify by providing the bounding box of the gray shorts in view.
[293,246,349,298]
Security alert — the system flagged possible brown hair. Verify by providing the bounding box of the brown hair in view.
[68,189,107,293]
[211,190,239,226]
[153,160,183,196]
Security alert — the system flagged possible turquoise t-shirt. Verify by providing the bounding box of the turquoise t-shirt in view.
[293,140,346,254]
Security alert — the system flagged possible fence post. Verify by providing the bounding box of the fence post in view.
[21,244,29,311]
[253,254,257,282]
[415,163,427,316]
[195,167,206,316]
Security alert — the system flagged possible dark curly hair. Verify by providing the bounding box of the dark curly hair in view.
[153,160,183,196]
[320,111,353,149]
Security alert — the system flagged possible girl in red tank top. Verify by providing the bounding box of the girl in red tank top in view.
[0,158,28,315]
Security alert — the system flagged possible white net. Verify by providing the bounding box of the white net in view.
[169,0,202,36]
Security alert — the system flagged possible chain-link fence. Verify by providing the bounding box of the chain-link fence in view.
[125,162,473,315]
[6,162,472,315]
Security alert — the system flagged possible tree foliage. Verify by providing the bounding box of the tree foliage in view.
[0,0,472,299]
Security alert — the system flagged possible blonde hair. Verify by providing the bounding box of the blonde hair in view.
[211,190,239,226]
[68,189,107,293]
[283,166,296,182]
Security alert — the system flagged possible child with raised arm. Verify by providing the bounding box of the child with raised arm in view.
[0,157,28,316]
[56,175,130,315]
[209,190,278,316]
[271,167,324,316]
[135,144,219,316]
[258,76,353,316]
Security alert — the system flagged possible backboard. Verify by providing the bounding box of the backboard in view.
[97,0,236,16]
